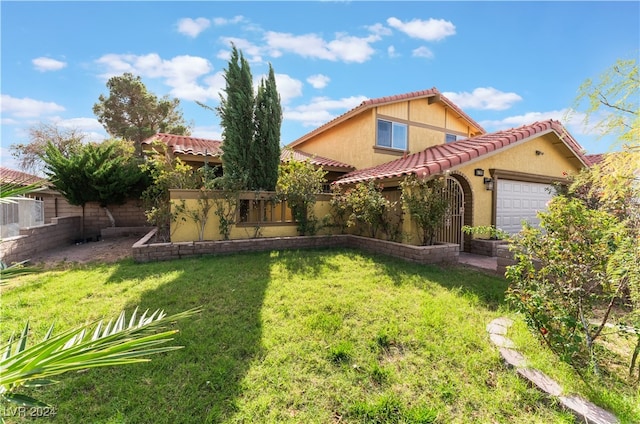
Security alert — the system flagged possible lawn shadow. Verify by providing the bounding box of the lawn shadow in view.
[361,252,509,310]
[49,251,274,424]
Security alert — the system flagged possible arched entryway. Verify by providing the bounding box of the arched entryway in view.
[436,174,473,251]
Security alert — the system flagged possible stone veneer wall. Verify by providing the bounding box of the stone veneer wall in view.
[133,229,460,265]
[0,216,81,265]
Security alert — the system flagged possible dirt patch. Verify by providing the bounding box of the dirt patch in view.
[30,236,140,268]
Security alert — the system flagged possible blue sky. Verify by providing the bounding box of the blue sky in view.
[1,1,638,171]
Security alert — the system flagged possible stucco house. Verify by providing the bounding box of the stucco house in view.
[286,87,591,249]
[144,87,594,250]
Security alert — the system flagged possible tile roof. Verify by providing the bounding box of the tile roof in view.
[280,149,354,171]
[142,133,354,171]
[335,120,589,185]
[141,133,223,157]
[0,166,48,186]
[287,87,485,148]
[585,153,605,166]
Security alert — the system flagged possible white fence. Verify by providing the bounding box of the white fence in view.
[1,197,45,239]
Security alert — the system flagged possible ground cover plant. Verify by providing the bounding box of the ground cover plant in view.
[0,249,633,423]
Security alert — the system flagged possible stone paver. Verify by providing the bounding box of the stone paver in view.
[486,317,619,424]
[499,347,527,368]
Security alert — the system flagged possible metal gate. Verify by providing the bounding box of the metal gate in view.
[436,177,464,250]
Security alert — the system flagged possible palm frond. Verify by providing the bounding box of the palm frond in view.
[0,307,200,407]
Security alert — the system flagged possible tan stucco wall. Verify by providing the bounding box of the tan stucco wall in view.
[454,133,583,230]
[170,191,336,242]
[295,99,480,170]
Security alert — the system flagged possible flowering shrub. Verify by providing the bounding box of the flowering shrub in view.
[400,175,449,246]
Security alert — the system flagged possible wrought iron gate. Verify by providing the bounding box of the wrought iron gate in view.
[436,177,464,250]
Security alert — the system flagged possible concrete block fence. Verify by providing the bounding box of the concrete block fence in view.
[133,228,460,265]
[1,216,81,265]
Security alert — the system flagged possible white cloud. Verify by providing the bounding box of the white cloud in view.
[479,109,601,138]
[264,31,379,63]
[213,15,245,26]
[1,95,65,118]
[273,74,303,104]
[367,23,393,37]
[285,95,368,127]
[443,87,523,111]
[32,57,67,72]
[192,126,223,141]
[177,17,211,38]
[387,45,399,58]
[387,17,456,41]
[307,74,330,89]
[412,46,434,59]
[218,37,264,62]
[50,116,104,132]
[95,53,220,102]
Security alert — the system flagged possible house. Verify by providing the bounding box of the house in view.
[286,87,591,249]
[141,132,354,185]
[151,87,593,250]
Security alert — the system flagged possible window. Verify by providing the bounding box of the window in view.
[377,119,407,150]
[445,133,458,143]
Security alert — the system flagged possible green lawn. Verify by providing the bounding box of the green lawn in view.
[0,249,633,423]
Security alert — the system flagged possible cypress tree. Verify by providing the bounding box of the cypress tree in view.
[217,45,255,188]
[252,64,282,190]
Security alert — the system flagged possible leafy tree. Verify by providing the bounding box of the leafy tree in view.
[43,142,97,240]
[216,46,283,191]
[571,55,639,149]
[43,140,148,237]
[505,195,631,374]
[400,175,449,245]
[217,46,255,188]
[10,123,85,174]
[252,64,282,190]
[93,73,191,156]
[85,139,149,226]
[342,181,395,239]
[276,152,327,235]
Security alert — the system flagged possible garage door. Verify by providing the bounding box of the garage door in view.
[496,179,555,234]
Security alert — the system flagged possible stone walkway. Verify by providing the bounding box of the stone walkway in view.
[486,317,619,424]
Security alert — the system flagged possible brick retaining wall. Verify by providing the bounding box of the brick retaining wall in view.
[496,244,516,275]
[133,229,460,265]
[1,216,81,265]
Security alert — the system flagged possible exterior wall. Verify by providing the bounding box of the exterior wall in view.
[42,193,149,239]
[454,133,583,230]
[169,190,336,242]
[297,100,479,171]
[0,216,81,264]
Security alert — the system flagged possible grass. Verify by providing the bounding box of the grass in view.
[0,248,633,423]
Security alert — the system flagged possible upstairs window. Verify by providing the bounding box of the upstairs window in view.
[377,119,407,150]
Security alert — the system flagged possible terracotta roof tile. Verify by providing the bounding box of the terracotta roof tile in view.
[280,149,355,170]
[335,120,589,185]
[585,153,605,166]
[288,87,485,147]
[0,167,48,186]
[141,133,223,157]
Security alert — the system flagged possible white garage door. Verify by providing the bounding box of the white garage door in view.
[496,179,555,234]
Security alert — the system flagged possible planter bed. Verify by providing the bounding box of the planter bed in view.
[132,228,459,265]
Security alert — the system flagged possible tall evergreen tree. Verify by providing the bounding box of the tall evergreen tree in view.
[252,64,282,190]
[217,46,255,188]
